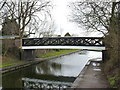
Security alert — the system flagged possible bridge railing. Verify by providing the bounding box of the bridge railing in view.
[22,37,104,46]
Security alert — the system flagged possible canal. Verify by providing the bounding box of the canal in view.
[2,51,102,88]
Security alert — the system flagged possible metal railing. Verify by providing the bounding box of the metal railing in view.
[22,37,104,46]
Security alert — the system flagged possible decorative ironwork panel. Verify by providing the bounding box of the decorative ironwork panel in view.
[22,37,104,46]
[22,78,72,89]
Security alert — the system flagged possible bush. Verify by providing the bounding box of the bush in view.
[108,77,120,88]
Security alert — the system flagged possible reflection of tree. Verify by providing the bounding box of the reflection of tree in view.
[35,61,61,75]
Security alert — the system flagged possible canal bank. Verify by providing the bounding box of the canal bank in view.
[1,50,80,74]
[72,60,110,88]
[2,51,104,88]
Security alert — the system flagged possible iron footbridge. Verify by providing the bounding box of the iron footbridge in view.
[22,37,105,50]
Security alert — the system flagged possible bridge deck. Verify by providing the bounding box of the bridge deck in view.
[22,46,105,50]
[22,37,105,50]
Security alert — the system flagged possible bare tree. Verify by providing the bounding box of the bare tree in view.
[0,0,52,37]
[35,19,56,37]
[69,2,119,36]
[70,2,120,87]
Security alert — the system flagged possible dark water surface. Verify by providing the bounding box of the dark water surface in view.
[2,51,102,88]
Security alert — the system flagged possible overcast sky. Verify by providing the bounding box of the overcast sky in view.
[51,0,103,37]
[51,0,84,36]
[0,0,104,37]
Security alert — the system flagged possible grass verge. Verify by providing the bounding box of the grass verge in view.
[1,49,79,68]
[1,56,26,68]
[38,49,79,58]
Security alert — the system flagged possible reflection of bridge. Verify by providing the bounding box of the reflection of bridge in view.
[21,37,105,60]
[22,77,72,89]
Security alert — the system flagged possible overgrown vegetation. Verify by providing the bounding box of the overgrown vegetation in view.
[108,77,120,88]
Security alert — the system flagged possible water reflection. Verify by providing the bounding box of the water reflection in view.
[35,62,61,75]
[22,77,72,89]
[34,51,94,77]
[2,51,102,88]
[87,51,102,60]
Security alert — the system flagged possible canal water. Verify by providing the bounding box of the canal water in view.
[2,51,102,88]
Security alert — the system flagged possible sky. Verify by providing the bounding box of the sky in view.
[51,0,84,36]
[51,0,103,37]
[0,0,104,37]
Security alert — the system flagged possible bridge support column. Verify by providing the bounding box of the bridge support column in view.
[21,49,35,60]
[102,50,108,63]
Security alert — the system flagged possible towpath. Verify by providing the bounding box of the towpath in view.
[72,61,110,88]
